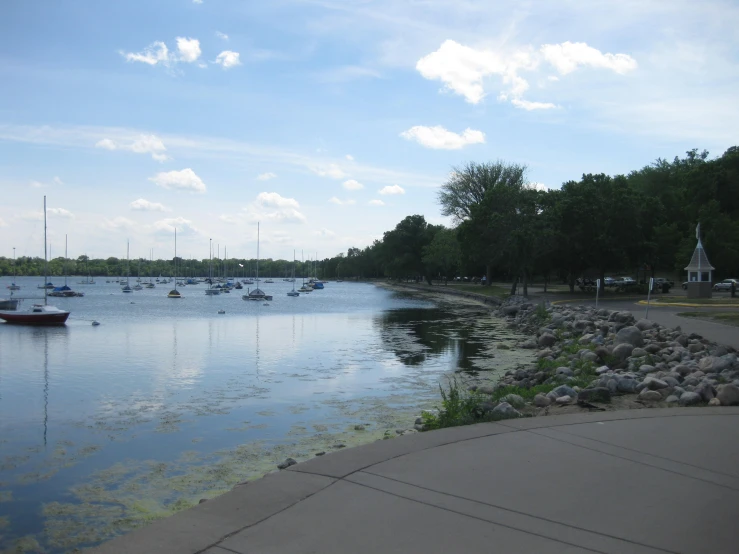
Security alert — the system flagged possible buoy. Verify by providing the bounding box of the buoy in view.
[92,321,100,326]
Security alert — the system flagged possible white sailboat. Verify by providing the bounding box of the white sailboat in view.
[122,241,132,293]
[287,249,299,297]
[205,238,220,295]
[168,229,182,298]
[243,222,272,301]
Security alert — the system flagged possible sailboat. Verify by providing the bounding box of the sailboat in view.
[243,222,272,301]
[205,238,220,295]
[167,229,182,298]
[122,241,132,293]
[133,257,143,290]
[77,255,95,285]
[50,235,84,297]
[298,250,312,293]
[146,249,155,288]
[0,247,20,310]
[0,196,70,325]
[287,250,299,297]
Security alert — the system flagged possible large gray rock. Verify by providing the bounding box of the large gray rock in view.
[717,384,739,406]
[631,347,648,358]
[555,395,572,404]
[614,326,644,347]
[638,389,662,401]
[538,333,557,347]
[546,384,578,400]
[581,351,599,363]
[555,367,573,377]
[611,311,635,324]
[533,393,551,407]
[643,377,669,390]
[277,457,297,470]
[502,305,519,316]
[492,402,522,419]
[612,343,635,360]
[617,379,639,393]
[635,319,656,331]
[500,393,525,409]
[696,383,716,402]
[678,392,702,406]
[698,356,732,374]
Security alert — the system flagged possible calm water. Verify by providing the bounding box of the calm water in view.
[0,277,530,552]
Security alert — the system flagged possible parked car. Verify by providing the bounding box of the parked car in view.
[713,279,739,291]
[652,278,673,290]
[603,277,615,287]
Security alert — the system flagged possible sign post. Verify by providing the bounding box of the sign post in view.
[645,277,654,319]
[595,278,601,308]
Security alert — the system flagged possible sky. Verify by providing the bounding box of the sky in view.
[1,0,737,262]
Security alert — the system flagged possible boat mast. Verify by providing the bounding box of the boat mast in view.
[174,228,177,285]
[256,222,260,284]
[64,234,68,287]
[44,196,48,306]
[126,240,130,286]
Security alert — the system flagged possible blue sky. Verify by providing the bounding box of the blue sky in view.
[1,0,737,261]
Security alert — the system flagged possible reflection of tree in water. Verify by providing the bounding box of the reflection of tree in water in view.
[374,307,488,372]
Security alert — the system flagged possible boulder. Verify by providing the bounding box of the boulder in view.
[665,395,679,405]
[675,334,689,347]
[696,383,716,402]
[581,351,599,363]
[617,379,639,393]
[642,377,668,390]
[277,458,298,470]
[614,326,644,347]
[492,402,522,419]
[612,343,635,360]
[555,367,573,377]
[678,392,702,406]
[538,333,557,347]
[577,387,612,403]
[698,356,732,374]
[638,389,662,402]
[500,394,525,409]
[555,395,572,404]
[520,340,537,349]
[546,384,578,400]
[635,319,656,331]
[595,365,611,375]
[502,305,519,316]
[708,398,721,406]
[716,384,739,406]
[631,347,648,358]
[534,393,551,407]
[674,365,693,376]
[611,311,635,324]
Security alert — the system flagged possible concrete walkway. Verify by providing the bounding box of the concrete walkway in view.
[92,407,739,554]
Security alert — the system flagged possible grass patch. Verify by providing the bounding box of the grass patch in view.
[677,311,739,327]
[445,284,510,298]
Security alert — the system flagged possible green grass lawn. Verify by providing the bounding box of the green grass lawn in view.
[656,296,739,305]
[445,283,510,298]
[677,312,739,326]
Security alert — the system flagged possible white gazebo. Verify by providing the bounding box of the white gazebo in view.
[684,223,714,299]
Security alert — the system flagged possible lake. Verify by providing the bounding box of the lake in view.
[0,277,531,552]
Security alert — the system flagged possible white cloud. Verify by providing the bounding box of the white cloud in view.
[96,134,169,161]
[527,182,549,191]
[215,50,241,69]
[153,216,199,236]
[95,138,117,150]
[53,176,63,185]
[192,0,203,4]
[510,99,558,111]
[342,179,364,190]
[130,198,171,212]
[378,185,405,195]
[244,192,306,223]
[317,65,382,82]
[0,217,7,227]
[149,168,207,193]
[417,39,636,110]
[345,154,354,161]
[122,41,170,66]
[216,31,229,41]
[29,180,43,188]
[541,41,637,75]
[47,207,75,219]
[176,37,202,63]
[312,164,347,179]
[315,228,336,238]
[400,125,485,149]
[101,217,136,231]
[329,197,356,205]
[368,199,385,206]
[219,214,240,224]
[257,172,277,181]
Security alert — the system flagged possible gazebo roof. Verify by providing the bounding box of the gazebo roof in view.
[684,239,715,271]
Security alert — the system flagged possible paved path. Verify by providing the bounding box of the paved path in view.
[569,298,739,350]
[92,407,739,554]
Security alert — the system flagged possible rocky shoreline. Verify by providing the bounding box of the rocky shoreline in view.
[447,296,739,423]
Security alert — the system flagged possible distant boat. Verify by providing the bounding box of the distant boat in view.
[287,250,299,297]
[243,222,272,301]
[298,249,311,293]
[122,241,133,293]
[205,239,220,295]
[7,247,20,290]
[38,282,55,290]
[168,229,182,299]
[0,196,70,325]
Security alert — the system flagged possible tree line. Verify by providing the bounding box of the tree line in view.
[3,147,737,289]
